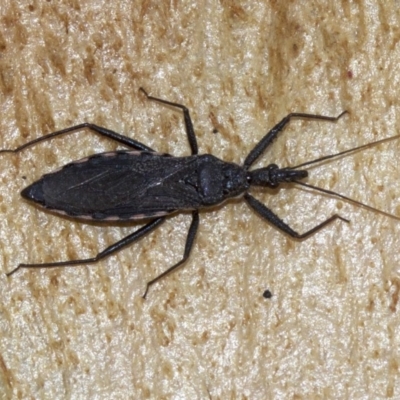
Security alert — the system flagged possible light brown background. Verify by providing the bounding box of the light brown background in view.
[1,1,400,399]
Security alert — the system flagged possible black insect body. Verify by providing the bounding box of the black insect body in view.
[3,88,389,298]
[24,152,249,220]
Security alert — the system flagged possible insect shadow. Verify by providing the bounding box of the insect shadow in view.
[1,88,400,298]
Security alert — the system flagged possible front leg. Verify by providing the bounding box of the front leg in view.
[244,193,349,238]
[243,111,347,169]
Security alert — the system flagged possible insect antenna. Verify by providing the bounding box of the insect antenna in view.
[290,133,400,170]
[293,180,400,221]
[289,133,400,221]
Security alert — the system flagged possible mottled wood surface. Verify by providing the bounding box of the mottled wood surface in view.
[1,2,400,399]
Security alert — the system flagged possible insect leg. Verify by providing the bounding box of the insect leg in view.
[142,211,199,299]
[244,193,349,239]
[0,123,154,154]
[140,87,199,155]
[243,111,347,169]
[5,217,166,277]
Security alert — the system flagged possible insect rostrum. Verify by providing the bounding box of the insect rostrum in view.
[1,88,353,298]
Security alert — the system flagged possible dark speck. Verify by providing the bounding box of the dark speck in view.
[263,289,272,299]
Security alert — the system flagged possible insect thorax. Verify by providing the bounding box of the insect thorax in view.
[196,154,249,206]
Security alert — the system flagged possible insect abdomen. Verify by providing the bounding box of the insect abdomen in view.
[21,151,205,220]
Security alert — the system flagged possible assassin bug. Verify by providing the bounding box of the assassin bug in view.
[1,88,399,298]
